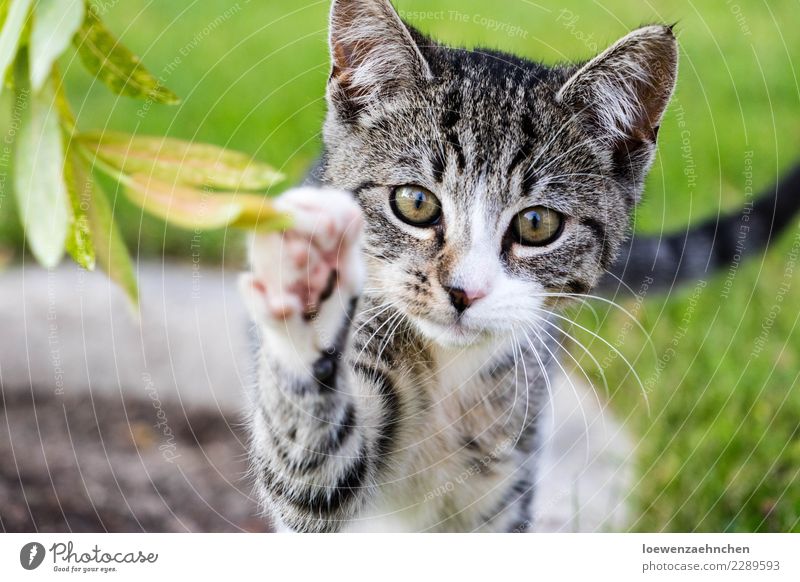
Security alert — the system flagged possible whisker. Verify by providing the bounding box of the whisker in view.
[544,172,610,182]
[531,315,611,401]
[352,307,403,366]
[522,322,593,463]
[514,325,558,436]
[525,320,609,445]
[374,309,406,367]
[600,268,650,301]
[565,297,601,330]
[350,301,399,341]
[532,306,651,415]
[535,292,657,361]
[524,111,596,176]
[507,330,528,444]
[532,136,601,178]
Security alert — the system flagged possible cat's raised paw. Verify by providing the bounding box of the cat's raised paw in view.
[239,187,364,325]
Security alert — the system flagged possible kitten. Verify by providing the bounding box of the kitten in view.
[239,0,799,532]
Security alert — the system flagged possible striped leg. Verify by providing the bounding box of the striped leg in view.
[240,187,380,532]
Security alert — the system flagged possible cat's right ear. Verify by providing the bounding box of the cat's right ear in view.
[328,0,432,116]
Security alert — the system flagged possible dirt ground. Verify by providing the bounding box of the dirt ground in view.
[0,388,270,533]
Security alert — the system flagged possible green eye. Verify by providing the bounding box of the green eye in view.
[511,206,564,247]
[391,186,442,227]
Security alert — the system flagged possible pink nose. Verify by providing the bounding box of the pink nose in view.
[445,286,488,314]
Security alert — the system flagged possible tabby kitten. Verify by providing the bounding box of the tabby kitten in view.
[238,0,679,532]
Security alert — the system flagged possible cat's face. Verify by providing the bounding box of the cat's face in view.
[323,0,677,348]
[335,80,628,348]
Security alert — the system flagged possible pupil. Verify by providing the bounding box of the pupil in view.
[526,211,541,229]
[414,192,425,210]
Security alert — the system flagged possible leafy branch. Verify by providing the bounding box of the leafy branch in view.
[0,0,290,304]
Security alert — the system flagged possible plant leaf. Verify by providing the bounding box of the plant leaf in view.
[84,160,138,306]
[0,2,7,28]
[0,0,33,98]
[29,0,84,92]
[78,131,285,191]
[231,193,294,231]
[122,174,291,232]
[52,68,94,270]
[74,7,179,104]
[13,64,70,269]
[63,145,96,270]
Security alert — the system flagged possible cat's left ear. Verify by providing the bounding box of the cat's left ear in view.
[557,25,678,144]
[327,0,433,116]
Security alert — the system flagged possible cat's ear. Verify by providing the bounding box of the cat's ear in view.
[328,0,432,114]
[557,25,678,144]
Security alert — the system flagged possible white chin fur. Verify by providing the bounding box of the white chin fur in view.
[412,316,492,349]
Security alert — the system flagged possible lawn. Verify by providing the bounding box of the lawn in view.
[1,0,798,532]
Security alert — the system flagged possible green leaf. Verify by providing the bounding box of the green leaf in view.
[0,1,8,32]
[122,174,291,232]
[84,160,138,306]
[51,69,94,270]
[63,145,96,270]
[52,67,76,130]
[29,0,84,92]
[13,61,70,269]
[74,6,179,104]
[78,131,285,191]
[0,0,33,97]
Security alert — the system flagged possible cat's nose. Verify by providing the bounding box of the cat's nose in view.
[445,286,487,314]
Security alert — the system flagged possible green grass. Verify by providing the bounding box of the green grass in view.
[1,0,798,531]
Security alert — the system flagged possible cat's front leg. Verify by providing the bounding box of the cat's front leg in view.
[240,186,371,532]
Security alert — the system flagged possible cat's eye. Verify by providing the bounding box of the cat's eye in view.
[390,186,442,227]
[511,206,564,247]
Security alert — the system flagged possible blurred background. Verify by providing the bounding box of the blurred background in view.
[1,0,798,532]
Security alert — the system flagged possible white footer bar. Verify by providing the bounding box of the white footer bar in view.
[1,533,797,581]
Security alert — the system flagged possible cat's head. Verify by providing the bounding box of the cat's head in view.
[322,0,678,348]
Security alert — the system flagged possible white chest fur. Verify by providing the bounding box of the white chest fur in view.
[346,336,538,532]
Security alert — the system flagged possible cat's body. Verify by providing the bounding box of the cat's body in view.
[239,0,800,532]
[339,330,551,533]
